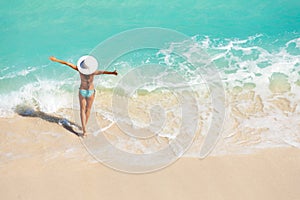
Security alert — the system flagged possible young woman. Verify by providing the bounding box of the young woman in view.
[49,56,118,137]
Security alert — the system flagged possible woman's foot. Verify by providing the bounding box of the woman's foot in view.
[82,131,88,137]
[77,129,87,137]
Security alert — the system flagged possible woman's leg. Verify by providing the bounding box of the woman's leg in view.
[85,92,95,125]
[79,93,87,136]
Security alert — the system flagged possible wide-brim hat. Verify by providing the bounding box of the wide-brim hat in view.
[77,55,98,75]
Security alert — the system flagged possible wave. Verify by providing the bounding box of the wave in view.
[0,66,38,80]
[1,33,300,156]
[0,78,77,117]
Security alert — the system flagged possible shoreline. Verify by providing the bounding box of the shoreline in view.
[0,112,297,160]
[0,115,300,199]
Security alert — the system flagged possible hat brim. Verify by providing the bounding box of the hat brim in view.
[77,55,98,75]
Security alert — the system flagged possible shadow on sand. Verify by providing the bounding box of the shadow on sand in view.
[15,106,81,137]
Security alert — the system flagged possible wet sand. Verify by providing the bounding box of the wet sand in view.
[0,116,300,200]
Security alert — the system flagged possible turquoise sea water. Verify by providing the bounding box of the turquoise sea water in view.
[1,0,300,156]
[1,0,300,65]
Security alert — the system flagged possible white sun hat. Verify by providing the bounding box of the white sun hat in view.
[77,55,98,75]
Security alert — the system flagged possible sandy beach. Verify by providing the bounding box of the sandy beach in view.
[0,116,299,200]
[1,0,300,199]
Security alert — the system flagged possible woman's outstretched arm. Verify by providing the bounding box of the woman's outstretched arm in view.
[94,70,118,76]
[49,56,78,71]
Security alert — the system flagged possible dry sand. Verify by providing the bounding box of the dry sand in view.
[0,116,300,200]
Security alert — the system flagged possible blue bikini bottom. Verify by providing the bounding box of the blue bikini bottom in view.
[79,89,95,98]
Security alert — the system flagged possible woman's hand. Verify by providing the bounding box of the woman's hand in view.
[112,70,118,76]
[49,56,57,62]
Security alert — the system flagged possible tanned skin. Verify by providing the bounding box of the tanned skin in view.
[49,56,118,137]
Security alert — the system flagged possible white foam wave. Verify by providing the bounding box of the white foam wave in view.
[0,78,76,117]
[1,34,300,157]
[0,66,38,80]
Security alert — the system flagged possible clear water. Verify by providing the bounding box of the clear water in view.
[1,0,300,156]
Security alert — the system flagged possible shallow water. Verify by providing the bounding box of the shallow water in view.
[1,0,300,157]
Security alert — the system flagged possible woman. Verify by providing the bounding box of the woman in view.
[49,55,118,137]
